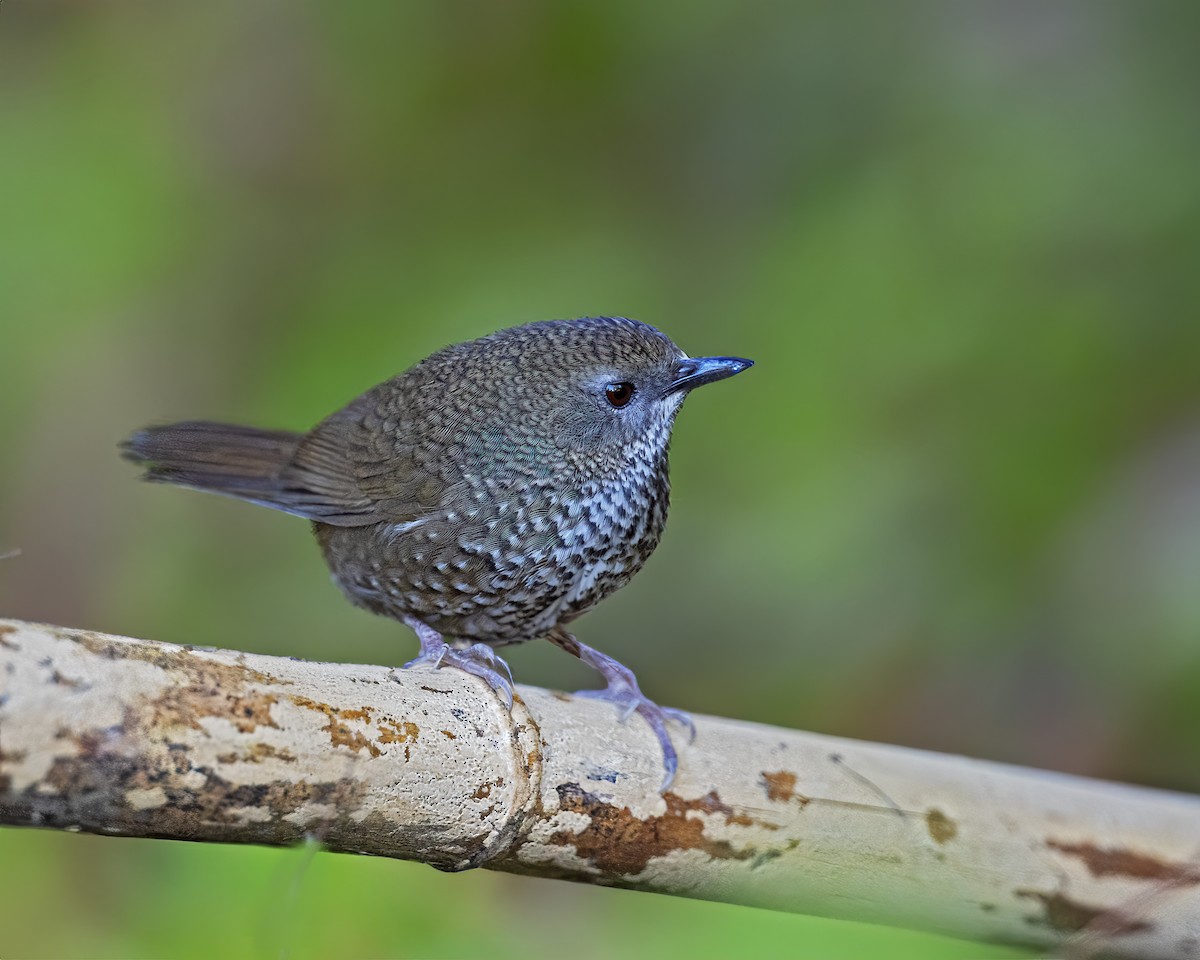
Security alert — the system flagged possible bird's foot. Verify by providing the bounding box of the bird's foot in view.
[550,630,693,791]
[402,618,514,709]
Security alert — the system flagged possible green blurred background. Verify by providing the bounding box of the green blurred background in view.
[2,1,1199,957]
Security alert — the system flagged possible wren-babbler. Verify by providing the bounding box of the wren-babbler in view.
[122,317,753,787]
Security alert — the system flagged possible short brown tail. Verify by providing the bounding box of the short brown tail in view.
[122,420,384,525]
[121,421,306,514]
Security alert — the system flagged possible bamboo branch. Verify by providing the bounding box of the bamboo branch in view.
[2,618,1199,957]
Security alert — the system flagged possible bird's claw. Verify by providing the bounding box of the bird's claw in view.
[572,654,693,791]
[402,619,514,709]
[575,686,693,734]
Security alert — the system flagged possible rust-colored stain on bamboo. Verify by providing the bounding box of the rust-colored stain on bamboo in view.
[548,784,759,875]
[1016,888,1152,936]
[1047,839,1200,885]
[471,778,504,801]
[8,717,366,838]
[144,680,279,735]
[57,627,282,735]
[62,628,276,685]
[216,743,297,764]
[290,696,387,758]
[925,808,958,845]
[378,720,420,744]
[760,770,798,803]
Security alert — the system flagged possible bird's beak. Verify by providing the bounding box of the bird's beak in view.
[667,356,754,394]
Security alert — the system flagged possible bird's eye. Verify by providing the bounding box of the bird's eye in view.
[605,381,635,408]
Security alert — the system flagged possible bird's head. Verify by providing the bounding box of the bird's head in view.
[422,316,753,477]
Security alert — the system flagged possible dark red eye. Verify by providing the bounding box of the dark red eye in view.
[605,381,635,408]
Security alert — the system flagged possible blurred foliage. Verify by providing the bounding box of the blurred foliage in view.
[2,1,1199,957]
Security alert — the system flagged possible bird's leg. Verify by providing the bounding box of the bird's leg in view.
[402,617,514,709]
[548,627,695,790]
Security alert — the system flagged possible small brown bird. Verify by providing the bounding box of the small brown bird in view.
[122,317,752,787]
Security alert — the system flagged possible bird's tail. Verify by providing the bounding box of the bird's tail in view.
[121,421,305,512]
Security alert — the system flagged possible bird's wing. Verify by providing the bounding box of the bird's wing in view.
[281,385,451,527]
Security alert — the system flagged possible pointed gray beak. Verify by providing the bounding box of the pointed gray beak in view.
[667,356,754,394]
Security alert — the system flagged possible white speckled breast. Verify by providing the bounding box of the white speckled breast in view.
[316,419,675,646]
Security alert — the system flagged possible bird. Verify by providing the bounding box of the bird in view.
[121,317,753,788]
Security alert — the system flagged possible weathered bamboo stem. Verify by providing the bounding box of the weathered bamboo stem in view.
[1,618,1198,957]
